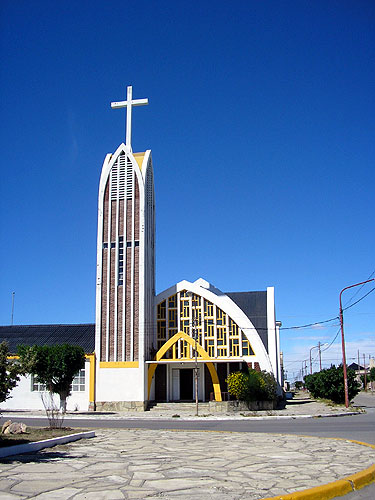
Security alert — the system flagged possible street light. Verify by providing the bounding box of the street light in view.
[309,342,329,374]
[301,359,308,381]
[187,291,199,416]
[339,279,374,408]
[309,345,318,375]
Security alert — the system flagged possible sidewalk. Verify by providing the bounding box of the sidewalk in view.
[0,427,373,499]
[0,391,366,421]
[0,393,373,499]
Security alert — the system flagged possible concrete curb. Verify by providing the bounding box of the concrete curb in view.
[0,411,361,421]
[0,430,95,459]
[260,440,375,500]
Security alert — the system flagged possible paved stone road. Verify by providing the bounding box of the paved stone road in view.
[0,428,374,499]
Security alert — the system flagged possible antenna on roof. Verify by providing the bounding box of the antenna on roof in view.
[11,291,15,326]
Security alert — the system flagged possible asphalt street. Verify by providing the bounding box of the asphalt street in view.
[7,410,374,444]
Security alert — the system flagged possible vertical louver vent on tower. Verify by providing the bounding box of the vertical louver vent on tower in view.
[146,162,153,205]
[110,153,134,200]
[126,159,133,199]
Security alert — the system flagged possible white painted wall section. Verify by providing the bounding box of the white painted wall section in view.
[96,367,145,402]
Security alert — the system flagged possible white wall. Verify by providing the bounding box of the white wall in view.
[1,360,91,411]
[96,366,145,402]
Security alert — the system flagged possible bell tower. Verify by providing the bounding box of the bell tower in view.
[94,86,155,409]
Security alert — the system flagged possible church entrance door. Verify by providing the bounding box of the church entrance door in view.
[179,369,193,401]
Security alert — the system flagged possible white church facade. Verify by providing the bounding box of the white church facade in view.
[1,86,282,411]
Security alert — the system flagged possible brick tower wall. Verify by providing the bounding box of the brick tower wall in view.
[99,153,141,362]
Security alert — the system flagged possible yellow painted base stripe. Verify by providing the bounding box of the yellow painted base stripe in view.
[260,463,375,500]
[261,479,352,500]
[100,361,139,368]
[346,464,375,491]
[147,363,158,399]
[86,354,95,403]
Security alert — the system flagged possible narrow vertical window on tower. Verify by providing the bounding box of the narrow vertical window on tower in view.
[118,236,124,285]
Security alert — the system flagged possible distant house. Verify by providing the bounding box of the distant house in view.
[348,362,371,389]
[347,362,366,372]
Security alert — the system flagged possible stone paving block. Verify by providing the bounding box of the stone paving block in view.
[0,494,27,500]
[0,479,17,491]
[7,472,79,481]
[74,491,125,499]
[31,487,80,499]
[128,463,157,471]
[143,477,217,492]
[128,479,144,487]
[123,489,157,499]
[163,466,215,477]
[132,471,164,480]
[10,480,70,496]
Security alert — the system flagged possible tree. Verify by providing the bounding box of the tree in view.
[304,365,360,404]
[294,380,303,390]
[369,367,375,391]
[0,341,21,403]
[18,344,85,413]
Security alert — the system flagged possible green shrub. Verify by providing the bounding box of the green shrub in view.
[294,380,303,390]
[226,371,249,401]
[226,369,277,402]
[304,365,360,404]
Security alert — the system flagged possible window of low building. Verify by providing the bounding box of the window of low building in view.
[72,368,85,392]
[31,375,46,392]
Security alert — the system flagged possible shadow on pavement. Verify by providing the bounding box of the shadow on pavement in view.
[0,450,84,464]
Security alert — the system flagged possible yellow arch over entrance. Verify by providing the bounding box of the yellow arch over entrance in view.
[148,331,222,402]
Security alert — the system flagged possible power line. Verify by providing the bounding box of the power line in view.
[342,286,375,312]
[155,276,375,335]
[343,269,375,307]
[281,281,375,331]
[280,316,339,330]
[320,328,340,352]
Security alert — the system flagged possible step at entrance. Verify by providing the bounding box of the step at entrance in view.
[147,402,210,412]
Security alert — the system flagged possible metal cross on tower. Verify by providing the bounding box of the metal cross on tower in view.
[111,86,148,150]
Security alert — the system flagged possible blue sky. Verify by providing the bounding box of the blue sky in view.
[1,1,374,380]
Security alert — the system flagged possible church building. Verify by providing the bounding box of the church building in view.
[1,86,282,411]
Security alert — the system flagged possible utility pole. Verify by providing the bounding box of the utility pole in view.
[339,279,374,408]
[187,291,199,416]
[363,353,367,392]
[310,343,324,374]
[193,313,198,416]
[318,342,322,371]
[11,292,15,326]
[358,350,360,372]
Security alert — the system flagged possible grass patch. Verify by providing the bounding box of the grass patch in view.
[0,427,81,448]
